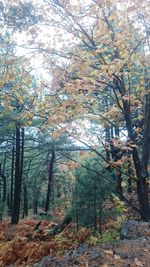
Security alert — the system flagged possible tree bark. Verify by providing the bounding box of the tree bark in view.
[23,184,28,218]
[123,102,150,221]
[50,215,72,235]
[45,150,55,212]
[33,192,38,214]
[0,163,7,202]
[116,168,123,198]
[127,156,132,193]
[11,125,24,224]
[116,77,150,221]
[142,93,150,177]
[10,133,15,213]
[105,127,111,161]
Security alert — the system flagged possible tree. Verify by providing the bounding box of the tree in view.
[0,33,42,223]
[72,157,112,231]
[0,0,150,224]
[41,0,150,220]
[11,125,24,224]
[45,149,55,212]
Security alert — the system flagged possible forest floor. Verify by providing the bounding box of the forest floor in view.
[53,239,150,267]
[0,194,150,266]
[0,218,150,267]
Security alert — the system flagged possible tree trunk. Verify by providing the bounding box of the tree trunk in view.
[74,183,79,231]
[127,156,132,193]
[0,163,7,203]
[20,128,24,184]
[23,184,28,218]
[2,175,6,203]
[50,215,72,235]
[93,184,97,233]
[10,133,15,213]
[115,126,120,137]
[123,102,150,221]
[105,127,111,161]
[11,125,24,224]
[116,168,123,198]
[142,93,150,177]
[33,175,38,215]
[0,181,1,201]
[7,193,10,209]
[117,77,150,221]
[45,150,55,212]
[33,197,38,214]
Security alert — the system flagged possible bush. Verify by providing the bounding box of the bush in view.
[89,228,119,246]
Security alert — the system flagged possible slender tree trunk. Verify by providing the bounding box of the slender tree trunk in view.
[115,126,120,137]
[11,125,24,224]
[33,195,38,214]
[0,163,7,202]
[2,175,6,202]
[10,133,15,213]
[7,193,10,209]
[20,128,24,183]
[45,150,55,212]
[33,176,38,214]
[20,128,24,216]
[99,204,103,235]
[105,127,111,161]
[2,153,7,203]
[94,184,97,233]
[23,185,28,218]
[0,181,1,201]
[74,183,79,231]
[116,168,123,198]
[127,156,132,193]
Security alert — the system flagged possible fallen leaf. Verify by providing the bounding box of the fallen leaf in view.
[135,258,144,266]
[103,249,113,255]
[114,254,121,260]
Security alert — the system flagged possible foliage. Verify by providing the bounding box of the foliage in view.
[0,2,150,266]
[89,228,119,246]
[112,194,127,216]
[71,155,113,229]
[0,219,90,266]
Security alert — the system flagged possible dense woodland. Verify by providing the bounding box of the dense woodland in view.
[0,0,150,266]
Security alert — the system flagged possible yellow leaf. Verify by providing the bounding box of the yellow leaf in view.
[114,254,121,260]
[135,258,144,266]
[103,249,113,255]
[121,181,126,188]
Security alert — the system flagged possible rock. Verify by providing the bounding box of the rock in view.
[90,250,103,260]
[77,243,89,254]
[64,244,105,266]
[64,243,89,260]
[33,256,65,267]
[116,251,128,259]
[120,220,150,240]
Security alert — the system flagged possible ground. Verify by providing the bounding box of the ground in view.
[0,218,150,267]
